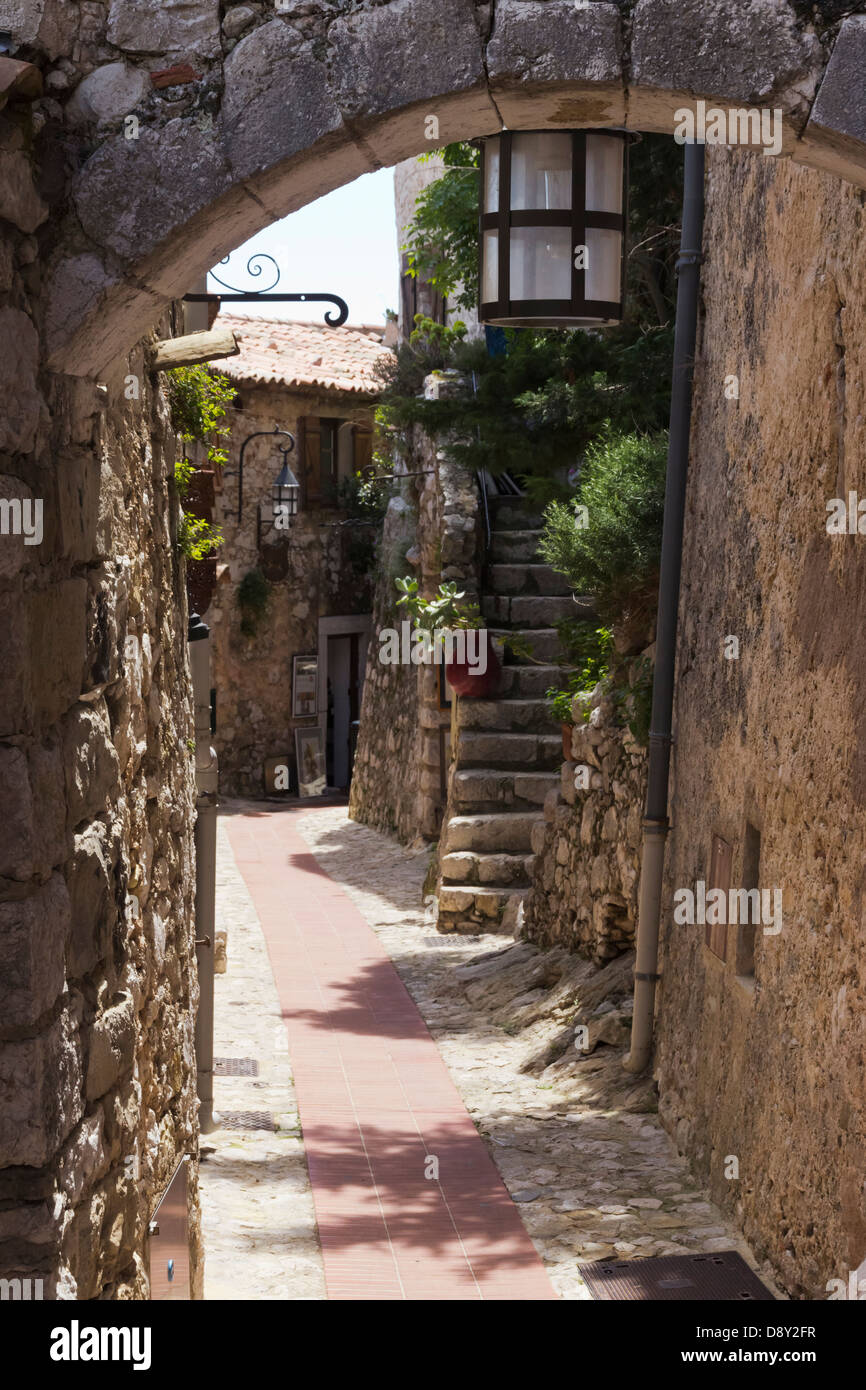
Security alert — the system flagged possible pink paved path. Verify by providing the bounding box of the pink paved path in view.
[224,805,556,1301]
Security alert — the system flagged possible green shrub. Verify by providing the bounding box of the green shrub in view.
[236,568,270,637]
[545,623,613,726]
[539,430,667,622]
[166,364,235,469]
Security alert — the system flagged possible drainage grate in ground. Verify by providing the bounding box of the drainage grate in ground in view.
[581,1251,775,1302]
[214,1057,259,1077]
[219,1111,274,1132]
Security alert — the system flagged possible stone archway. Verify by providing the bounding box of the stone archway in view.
[33,2,866,377]
[4,0,866,1301]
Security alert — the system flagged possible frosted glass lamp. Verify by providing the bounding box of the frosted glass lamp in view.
[479,130,628,328]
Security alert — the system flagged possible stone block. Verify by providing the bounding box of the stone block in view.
[65,61,149,125]
[0,745,35,879]
[57,1111,108,1207]
[106,0,221,60]
[560,761,576,808]
[44,252,166,379]
[487,0,625,128]
[0,144,48,234]
[73,122,233,267]
[0,308,43,454]
[0,1012,83,1168]
[55,449,102,566]
[86,993,137,1101]
[0,876,69,1028]
[0,475,44,581]
[630,0,822,135]
[65,821,118,979]
[326,0,499,162]
[801,18,866,188]
[63,701,120,830]
[221,25,354,189]
[0,588,28,736]
[28,580,87,729]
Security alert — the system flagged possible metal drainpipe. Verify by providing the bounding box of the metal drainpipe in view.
[189,611,220,1131]
[623,141,706,1075]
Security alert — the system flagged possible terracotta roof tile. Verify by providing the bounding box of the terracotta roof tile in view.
[211,313,391,395]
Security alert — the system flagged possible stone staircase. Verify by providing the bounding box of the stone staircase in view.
[436,497,591,934]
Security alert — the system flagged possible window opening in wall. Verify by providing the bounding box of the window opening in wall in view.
[736,821,760,978]
[705,833,732,961]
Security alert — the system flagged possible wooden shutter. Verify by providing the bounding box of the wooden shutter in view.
[300,415,320,506]
[352,422,374,475]
[705,834,732,961]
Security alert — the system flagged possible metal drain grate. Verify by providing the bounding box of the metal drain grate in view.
[219,1111,274,1132]
[581,1251,775,1302]
[214,1057,259,1077]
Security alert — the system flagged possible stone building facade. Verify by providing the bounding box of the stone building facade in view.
[0,162,202,1295]
[202,315,389,797]
[653,145,866,1301]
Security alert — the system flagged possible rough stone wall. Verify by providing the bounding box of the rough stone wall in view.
[0,109,201,1297]
[524,683,647,963]
[206,382,375,797]
[656,146,866,1299]
[350,377,481,842]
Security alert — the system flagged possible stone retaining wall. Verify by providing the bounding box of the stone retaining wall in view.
[0,110,201,1296]
[350,376,481,842]
[523,682,647,963]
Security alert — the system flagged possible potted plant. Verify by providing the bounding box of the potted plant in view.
[395,577,501,697]
[546,684,579,759]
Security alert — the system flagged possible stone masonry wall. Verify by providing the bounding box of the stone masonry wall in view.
[524,681,647,964]
[207,381,375,798]
[656,146,866,1299]
[0,104,201,1297]
[350,375,481,842]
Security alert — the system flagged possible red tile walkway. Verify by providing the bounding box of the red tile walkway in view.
[224,805,556,1301]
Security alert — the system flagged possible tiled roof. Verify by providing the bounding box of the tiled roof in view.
[211,313,391,395]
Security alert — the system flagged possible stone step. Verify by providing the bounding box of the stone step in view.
[443,810,540,854]
[437,885,528,935]
[489,529,543,563]
[491,627,563,663]
[486,562,572,596]
[487,498,545,531]
[482,593,578,627]
[452,767,559,812]
[440,849,535,887]
[457,730,563,769]
[498,663,567,698]
[458,697,554,733]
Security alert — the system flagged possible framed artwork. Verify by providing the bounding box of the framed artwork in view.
[292,654,319,718]
[295,726,327,797]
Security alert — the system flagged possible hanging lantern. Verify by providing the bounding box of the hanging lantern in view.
[272,454,300,526]
[479,130,629,328]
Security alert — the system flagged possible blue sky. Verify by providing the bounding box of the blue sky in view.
[209,168,400,328]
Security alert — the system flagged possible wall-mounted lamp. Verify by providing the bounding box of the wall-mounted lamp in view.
[236,426,297,531]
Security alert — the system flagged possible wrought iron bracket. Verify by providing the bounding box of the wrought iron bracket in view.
[238,427,294,526]
[184,253,349,326]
